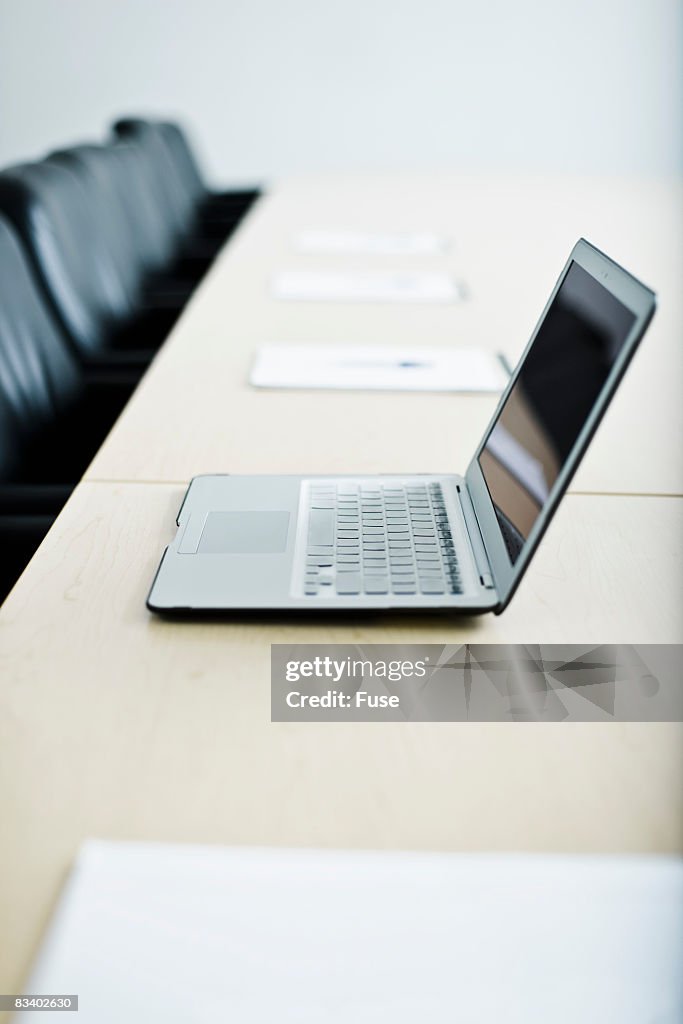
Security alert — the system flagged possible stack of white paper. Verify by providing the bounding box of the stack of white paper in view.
[294,229,449,256]
[250,344,509,392]
[18,842,683,1023]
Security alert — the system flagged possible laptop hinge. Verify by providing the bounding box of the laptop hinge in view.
[456,484,495,589]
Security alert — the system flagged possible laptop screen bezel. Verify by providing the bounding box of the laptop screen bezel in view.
[465,238,656,613]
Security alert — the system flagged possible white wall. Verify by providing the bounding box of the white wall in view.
[0,0,680,185]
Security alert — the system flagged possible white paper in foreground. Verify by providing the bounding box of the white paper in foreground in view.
[18,842,683,1024]
[271,270,463,303]
[250,345,509,392]
[294,229,449,256]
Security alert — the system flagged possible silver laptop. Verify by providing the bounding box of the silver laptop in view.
[148,239,655,616]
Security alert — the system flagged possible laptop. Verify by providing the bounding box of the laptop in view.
[147,239,656,616]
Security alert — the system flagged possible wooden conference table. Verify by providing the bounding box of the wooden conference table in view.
[0,174,681,996]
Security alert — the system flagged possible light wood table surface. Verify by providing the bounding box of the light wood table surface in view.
[1,175,682,998]
[0,483,682,993]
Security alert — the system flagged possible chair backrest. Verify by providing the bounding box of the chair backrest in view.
[105,139,182,272]
[47,141,181,288]
[113,117,197,237]
[47,145,143,313]
[0,160,133,357]
[0,214,81,479]
[157,121,207,206]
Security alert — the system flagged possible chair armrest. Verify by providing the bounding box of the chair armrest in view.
[0,483,72,515]
[80,350,150,385]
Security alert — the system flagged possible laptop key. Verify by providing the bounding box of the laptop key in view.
[337,573,361,594]
[420,580,445,594]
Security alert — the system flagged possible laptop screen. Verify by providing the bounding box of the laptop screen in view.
[478,261,636,564]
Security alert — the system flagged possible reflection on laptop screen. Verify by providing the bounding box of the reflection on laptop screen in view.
[479,262,636,564]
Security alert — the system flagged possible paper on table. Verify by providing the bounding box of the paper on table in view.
[294,229,449,256]
[250,344,509,393]
[18,842,683,1024]
[271,270,463,303]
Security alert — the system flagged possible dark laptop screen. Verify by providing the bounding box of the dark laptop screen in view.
[478,261,636,564]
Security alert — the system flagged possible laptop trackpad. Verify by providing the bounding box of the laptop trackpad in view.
[198,511,290,554]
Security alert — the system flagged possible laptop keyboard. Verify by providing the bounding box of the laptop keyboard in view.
[303,482,462,597]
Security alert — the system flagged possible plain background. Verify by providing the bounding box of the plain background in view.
[0,0,681,184]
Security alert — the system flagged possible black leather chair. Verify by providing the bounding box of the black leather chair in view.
[113,118,259,245]
[103,138,218,283]
[0,214,135,600]
[113,118,219,254]
[0,160,169,370]
[47,144,196,318]
[105,139,180,276]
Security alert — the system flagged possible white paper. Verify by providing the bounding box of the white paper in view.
[19,842,683,1024]
[294,229,449,256]
[271,270,463,303]
[250,345,509,393]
